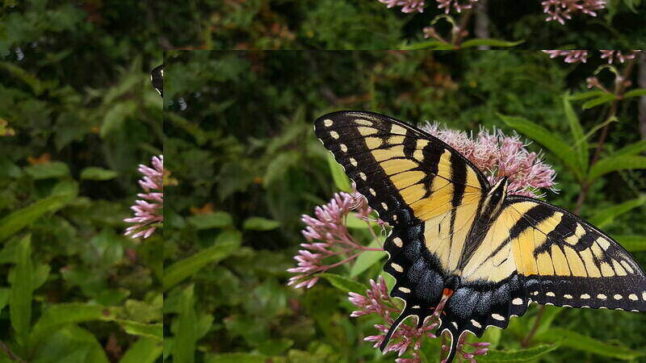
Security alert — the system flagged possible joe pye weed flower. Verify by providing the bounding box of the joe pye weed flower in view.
[124,155,164,239]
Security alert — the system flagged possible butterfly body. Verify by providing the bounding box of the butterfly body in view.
[314,111,646,362]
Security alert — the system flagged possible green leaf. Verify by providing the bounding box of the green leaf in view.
[173,285,197,363]
[400,40,454,50]
[242,217,280,231]
[587,155,646,182]
[9,235,34,347]
[30,304,117,346]
[563,95,588,172]
[318,273,366,293]
[0,193,75,242]
[460,39,524,48]
[24,161,70,179]
[117,321,163,340]
[186,211,232,230]
[567,90,606,101]
[537,328,643,360]
[163,231,241,290]
[327,153,352,192]
[263,151,300,187]
[623,88,646,98]
[582,94,616,109]
[0,288,9,314]
[31,325,109,363]
[120,337,163,363]
[345,213,370,229]
[205,353,268,363]
[612,140,646,157]
[478,344,559,362]
[498,114,583,180]
[101,101,137,138]
[615,235,646,252]
[589,196,645,228]
[350,239,385,277]
[80,167,118,180]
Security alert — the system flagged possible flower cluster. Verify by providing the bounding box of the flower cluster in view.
[349,277,490,362]
[378,0,606,22]
[543,50,641,64]
[124,155,164,239]
[437,0,479,13]
[541,0,606,24]
[287,191,382,289]
[378,0,425,13]
[421,124,557,197]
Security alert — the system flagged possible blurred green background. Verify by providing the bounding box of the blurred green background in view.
[0,1,163,361]
[163,51,646,362]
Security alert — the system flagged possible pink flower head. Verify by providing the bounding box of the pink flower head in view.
[349,277,489,362]
[421,124,557,197]
[542,50,589,63]
[599,50,639,64]
[541,0,606,24]
[124,155,163,239]
[436,0,479,14]
[378,0,425,13]
[287,190,382,289]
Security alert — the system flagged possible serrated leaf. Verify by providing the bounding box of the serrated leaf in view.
[615,235,646,252]
[117,321,163,340]
[536,328,643,360]
[263,151,300,187]
[9,235,33,346]
[31,325,109,363]
[120,337,163,363]
[327,153,352,192]
[0,192,75,242]
[478,344,559,362]
[242,217,280,231]
[29,303,117,346]
[582,94,616,109]
[80,167,118,180]
[350,239,386,277]
[460,39,524,48]
[587,155,646,182]
[318,273,366,293]
[24,161,69,179]
[589,196,645,228]
[623,88,646,98]
[163,231,241,290]
[563,95,588,172]
[186,211,232,230]
[101,101,137,138]
[498,114,583,180]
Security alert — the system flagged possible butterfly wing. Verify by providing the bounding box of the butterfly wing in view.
[314,111,489,226]
[444,196,646,344]
[314,111,491,356]
[150,64,163,97]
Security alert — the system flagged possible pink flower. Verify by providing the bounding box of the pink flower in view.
[436,0,479,13]
[599,50,639,64]
[378,0,426,13]
[287,190,383,289]
[421,124,557,198]
[541,0,606,24]
[124,155,163,239]
[349,277,489,362]
[542,50,589,63]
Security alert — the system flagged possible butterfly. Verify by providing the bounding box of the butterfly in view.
[314,111,646,362]
[150,64,164,97]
